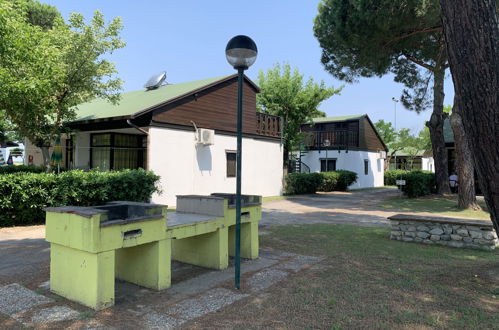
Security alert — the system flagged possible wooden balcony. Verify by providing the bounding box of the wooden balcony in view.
[256,112,281,137]
[302,130,359,149]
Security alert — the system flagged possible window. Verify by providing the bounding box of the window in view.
[364,159,369,175]
[226,151,236,177]
[90,133,146,170]
[320,158,336,172]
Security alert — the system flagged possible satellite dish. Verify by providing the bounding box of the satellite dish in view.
[144,71,167,90]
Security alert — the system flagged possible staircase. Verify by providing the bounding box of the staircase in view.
[289,150,310,173]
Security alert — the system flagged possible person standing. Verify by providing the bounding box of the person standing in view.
[449,173,459,193]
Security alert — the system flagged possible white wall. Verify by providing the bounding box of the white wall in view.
[148,127,283,206]
[421,157,435,172]
[300,149,384,189]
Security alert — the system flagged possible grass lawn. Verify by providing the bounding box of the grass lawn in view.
[379,194,490,220]
[262,195,290,202]
[198,224,499,329]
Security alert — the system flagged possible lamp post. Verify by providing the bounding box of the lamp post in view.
[225,35,257,290]
[392,97,399,170]
[323,139,331,171]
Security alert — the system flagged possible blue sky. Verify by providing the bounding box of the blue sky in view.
[43,0,454,133]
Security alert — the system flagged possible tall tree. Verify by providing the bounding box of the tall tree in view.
[439,0,499,233]
[257,63,341,165]
[0,1,125,167]
[403,127,432,170]
[0,111,18,147]
[314,0,451,194]
[374,120,406,170]
[449,104,479,210]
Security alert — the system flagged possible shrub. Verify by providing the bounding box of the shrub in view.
[320,170,358,191]
[0,169,161,227]
[402,170,435,198]
[285,172,323,195]
[384,169,409,186]
[0,165,45,174]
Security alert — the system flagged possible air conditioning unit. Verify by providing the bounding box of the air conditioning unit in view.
[379,150,387,159]
[197,128,215,145]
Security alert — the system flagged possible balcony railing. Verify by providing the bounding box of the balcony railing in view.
[256,112,281,137]
[302,130,359,148]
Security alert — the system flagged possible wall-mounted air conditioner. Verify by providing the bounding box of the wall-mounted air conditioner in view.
[197,128,215,145]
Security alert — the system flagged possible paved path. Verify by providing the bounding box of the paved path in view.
[261,188,401,227]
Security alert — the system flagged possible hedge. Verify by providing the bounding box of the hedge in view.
[402,170,435,198]
[284,172,323,195]
[285,170,358,195]
[319,170,358,192]
[0,165,45,175]
[384,169,409,186]
[0,169,161,227]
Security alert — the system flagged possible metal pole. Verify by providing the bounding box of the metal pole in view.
[393,98,398,170]
[235,68,244,290]
[325,148,328,171]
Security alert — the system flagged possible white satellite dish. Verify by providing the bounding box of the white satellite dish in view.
[144,71,167,90]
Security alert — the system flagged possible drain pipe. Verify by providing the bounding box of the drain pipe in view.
[127,119,148,135]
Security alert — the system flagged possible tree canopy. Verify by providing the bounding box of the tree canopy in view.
[314,0,451,193]
[314,0,444,112]
[0,0,125,164]
[374,120,431,170]
[257,63,341,159]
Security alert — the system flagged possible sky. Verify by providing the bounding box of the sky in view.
[42,0,454,133]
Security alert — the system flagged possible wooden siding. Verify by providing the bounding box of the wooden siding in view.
[152,79,257,134]
[359,117,386,152]
[300,116,386,152]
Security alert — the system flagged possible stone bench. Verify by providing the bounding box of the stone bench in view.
[388,214,498,251]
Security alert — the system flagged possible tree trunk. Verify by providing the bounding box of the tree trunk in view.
[449,101,480,210]
[426,67,450,194]
[440,0,499,235]
[40,146,51,171]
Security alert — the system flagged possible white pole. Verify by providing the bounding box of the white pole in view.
[392,97,399,170]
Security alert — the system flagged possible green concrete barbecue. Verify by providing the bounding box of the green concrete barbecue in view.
[45,202,169,310]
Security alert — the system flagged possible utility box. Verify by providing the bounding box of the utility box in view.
[45,201,169,310]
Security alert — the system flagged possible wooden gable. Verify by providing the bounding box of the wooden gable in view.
[151,77,258,135]
[359,116,387,152]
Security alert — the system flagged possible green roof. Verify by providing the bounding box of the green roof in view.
[443,118,454,143]
[74,75,231,121]
[310,114,365,123]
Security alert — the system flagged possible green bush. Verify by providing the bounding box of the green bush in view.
[285,170,358,195]
[0,169,161,227]
[0,165,45,174]
[384,169,409,186]
[402,170,435,198]
[285,172,323,195]
[320,170,358,191]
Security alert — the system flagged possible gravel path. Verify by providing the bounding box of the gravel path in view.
[261,188,401,227]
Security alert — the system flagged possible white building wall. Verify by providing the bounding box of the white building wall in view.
[300,149,384,189]
[421,157,435,172]
[148,127,283,206]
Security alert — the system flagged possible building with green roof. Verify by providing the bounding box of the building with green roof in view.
[25,74,284,206]
[293,114,388,188]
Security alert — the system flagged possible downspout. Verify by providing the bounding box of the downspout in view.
[126,119,149,135]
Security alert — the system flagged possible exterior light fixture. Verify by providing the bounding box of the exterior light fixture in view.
[225,35,258,290]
